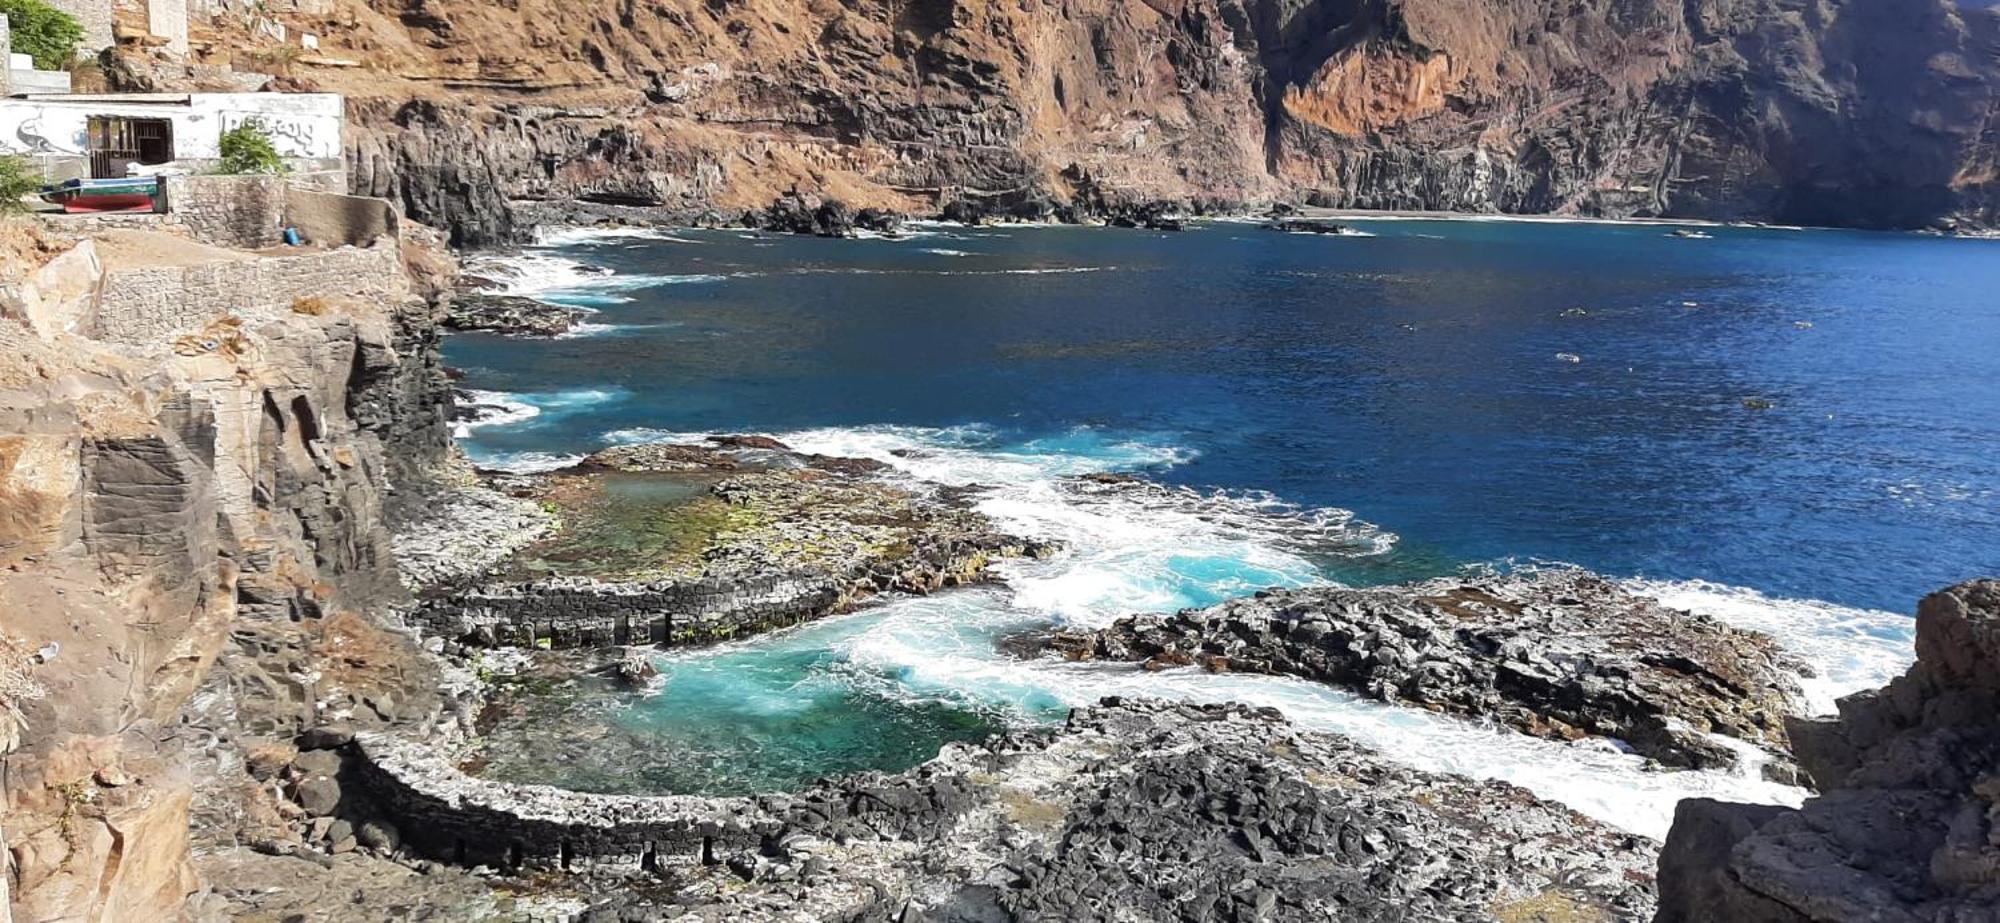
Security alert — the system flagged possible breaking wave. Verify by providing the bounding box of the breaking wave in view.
[569,422,1921,838]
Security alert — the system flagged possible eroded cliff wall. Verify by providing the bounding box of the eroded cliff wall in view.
[259,0,1999,242]
[0,222,455,921]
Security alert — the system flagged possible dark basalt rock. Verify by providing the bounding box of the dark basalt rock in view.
[1655,579,2000,922]
[355,699,1658,921]
[444,294,588,337]
[1040,570,1809,775]
[571,441,741,473]
[854,208,904,233]
[706,434,791,451]
[1268,219,1360,235]
[411,440,1058,650]
[750,193,874,238]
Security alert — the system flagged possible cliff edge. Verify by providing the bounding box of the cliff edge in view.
[1656,579,2000,921]
[0,217,456,920]
[115,0,2000,243]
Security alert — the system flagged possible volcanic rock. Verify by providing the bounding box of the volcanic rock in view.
[1044,570,1809,774]
[1655,579,2000,922]
[444,294,588,337]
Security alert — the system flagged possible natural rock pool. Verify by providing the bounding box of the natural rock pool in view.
[448,219,1998,836]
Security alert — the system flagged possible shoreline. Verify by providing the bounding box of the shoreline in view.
[497,202,2000,251]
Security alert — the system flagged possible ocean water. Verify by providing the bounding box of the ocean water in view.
[452,219,2000,837]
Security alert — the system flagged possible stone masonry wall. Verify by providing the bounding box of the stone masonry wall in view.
[164,174,288,250]
[92,241,402,346]
[40,0,112,54]
[410,571,844,648]
[352,733,770,871]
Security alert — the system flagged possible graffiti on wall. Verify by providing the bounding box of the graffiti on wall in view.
[217,111,333,158]
[0,110,88,155]
[0,96,341,162]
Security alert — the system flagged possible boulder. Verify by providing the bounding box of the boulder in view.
[294,777,342,817]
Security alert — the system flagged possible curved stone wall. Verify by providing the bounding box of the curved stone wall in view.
[351,733,773,872]
[408,571,845,648]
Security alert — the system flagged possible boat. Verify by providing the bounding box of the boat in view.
[41,177,161,214]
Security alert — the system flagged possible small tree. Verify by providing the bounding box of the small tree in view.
[0,156,42,214]
[0,0,85,70]
[217,120,287,175]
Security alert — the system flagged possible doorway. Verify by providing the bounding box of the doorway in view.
[87,117,175,178]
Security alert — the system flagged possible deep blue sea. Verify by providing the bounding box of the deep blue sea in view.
[452,218,2000,835]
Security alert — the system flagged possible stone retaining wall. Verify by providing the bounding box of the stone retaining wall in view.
[92,240,403,347]
[410,571,845,648]
[160,175,390,250]
[352,733,770,871]
[164,174,288,249]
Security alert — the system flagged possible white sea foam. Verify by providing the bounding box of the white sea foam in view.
[591,422,1909,838]
[922,248,973,257]
[1623,578,1914,715]
[453,387,624,438]
[451,389,540,437]
[783,580,1809,840]
[467,252,724,306]
[556,322,620,339]
[533,226,705,246]
[1287,228,1376,238]
[468,450,590,474]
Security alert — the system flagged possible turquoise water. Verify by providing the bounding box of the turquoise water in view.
[453,219,2000,835]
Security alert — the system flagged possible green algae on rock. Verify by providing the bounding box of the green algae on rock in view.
[413,439,1057,649]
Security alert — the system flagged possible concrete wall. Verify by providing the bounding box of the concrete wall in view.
[287,184,396,247]
[5,18,77,96]
[156,175,397,249]
[91,241,403,346]
[0,93,344,179]
[147,0,189,55]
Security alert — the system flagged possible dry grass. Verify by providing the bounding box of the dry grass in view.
[1493,892,1605,923]
[291,296,330,316]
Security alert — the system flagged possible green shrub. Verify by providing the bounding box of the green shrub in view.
[0,156,42,214]
[217,120,287,175]
[0,0,85,70]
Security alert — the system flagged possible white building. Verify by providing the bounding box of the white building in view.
[0,92,344,183]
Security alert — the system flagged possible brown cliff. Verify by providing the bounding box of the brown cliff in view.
[0,219,456,920]
[126,0,2000,243]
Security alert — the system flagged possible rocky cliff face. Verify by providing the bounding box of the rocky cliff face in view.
[244,0,1997,242]
[0,225,456,920]
[1656,580,2000,921]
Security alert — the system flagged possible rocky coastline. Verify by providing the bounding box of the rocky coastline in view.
[1035,571,1811,778]
[1656,580,2000,922]
[286,699,1664,921]
[444,293,592,338]
[5,196,1995,923]
[407,436,1057,650]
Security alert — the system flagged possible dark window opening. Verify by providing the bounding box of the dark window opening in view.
[87,117,175,178]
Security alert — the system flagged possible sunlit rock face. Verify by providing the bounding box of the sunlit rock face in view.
[1657,580,2000,923]
[311,0,2000,243]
